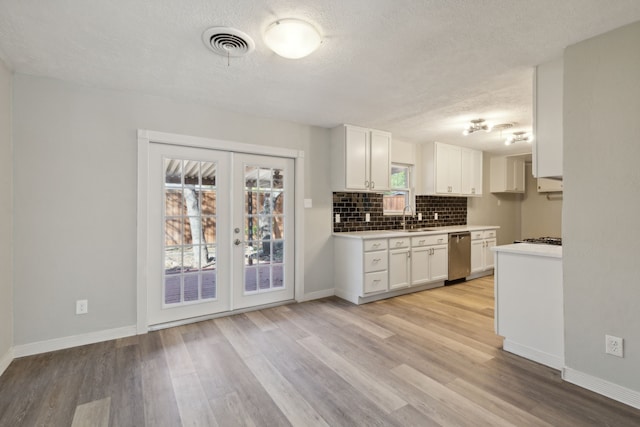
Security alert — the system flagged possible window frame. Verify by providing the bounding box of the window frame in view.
[383,163,414,216]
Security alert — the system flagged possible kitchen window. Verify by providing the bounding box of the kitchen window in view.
[383,164,413,215]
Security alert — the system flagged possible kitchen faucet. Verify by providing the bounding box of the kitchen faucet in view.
[402,204,414,231]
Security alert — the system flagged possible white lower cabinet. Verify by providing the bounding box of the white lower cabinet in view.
[363,270,388,294]
[334,233,449,305]
[410,235,448,285]
[470,229,497,276]
[389,237,411,290]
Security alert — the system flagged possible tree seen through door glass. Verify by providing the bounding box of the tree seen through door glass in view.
[163,158,218,305]
[243,165,286,294]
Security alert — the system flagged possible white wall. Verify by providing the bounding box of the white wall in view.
[0,59,13,367]
[12,74,333,346]
[564,21,640,393]
[520,163,562,238]
[467,153,522,245]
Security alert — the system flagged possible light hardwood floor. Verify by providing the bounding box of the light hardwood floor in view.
[1,276,639,426]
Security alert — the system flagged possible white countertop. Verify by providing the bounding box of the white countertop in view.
[333,225,499,239]
[492,243,562,258]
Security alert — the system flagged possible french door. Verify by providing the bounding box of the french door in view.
[147,143,294,326]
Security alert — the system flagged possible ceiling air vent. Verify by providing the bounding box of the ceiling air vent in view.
[202,27,255,57]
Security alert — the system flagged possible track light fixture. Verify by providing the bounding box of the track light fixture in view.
[463,119,492,135]
[505,131,533,145]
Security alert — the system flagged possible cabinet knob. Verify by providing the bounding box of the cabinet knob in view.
[371,181,375,189]
[365,180,369,188]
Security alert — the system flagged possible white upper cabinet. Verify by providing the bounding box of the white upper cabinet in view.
[332,124,391,192]
[490,156,525,193]
[423,141,482,197]
[435,143,461,194]
[369,130,392,191]
[461,148,483,196]
[533,57,563,178]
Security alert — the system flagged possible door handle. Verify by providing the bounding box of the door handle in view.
[234,239,243,246]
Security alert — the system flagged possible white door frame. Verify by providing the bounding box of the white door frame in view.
[136,129,305,333]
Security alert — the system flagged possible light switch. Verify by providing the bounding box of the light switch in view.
[365,213,371,222]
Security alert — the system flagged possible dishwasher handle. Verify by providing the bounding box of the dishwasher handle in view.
[449,232,470,243]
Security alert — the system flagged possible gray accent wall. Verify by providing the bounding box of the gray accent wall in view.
[467,153,522,246]
[12,74,333,345]
[0,60,13,361]
[564,22,640,392]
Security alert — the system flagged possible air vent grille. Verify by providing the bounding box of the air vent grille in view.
[202,27,255,57]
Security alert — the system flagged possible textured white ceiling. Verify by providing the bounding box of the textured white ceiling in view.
[1,1,640,153]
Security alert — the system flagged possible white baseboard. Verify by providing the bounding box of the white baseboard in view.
[299,288,335,302]
[563,367,640,410]
[503,339,564,370]
[466,269,494,280]
[0,347,13,376]
[13,325,137,358]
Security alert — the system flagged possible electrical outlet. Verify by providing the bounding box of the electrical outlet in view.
[335,213,340,223]
[365,213,370,222]
[434,212,438,220]
[418,213,422,221]
[605,335,624,357]
[76,299,88,315]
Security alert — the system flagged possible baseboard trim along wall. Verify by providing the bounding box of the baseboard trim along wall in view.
[503,339,564,370]
[300,289,335,302]
[12,325,137,358]
[563,367,640,410]
[0,347,13,377]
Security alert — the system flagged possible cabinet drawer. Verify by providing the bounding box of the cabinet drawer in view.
[364,271,388,294]
[483,230,497,239]
[411,234,447,247]
[390,237,410,249]
[364,239,387,252]
[364,251,388,273]
[471,231,484,240]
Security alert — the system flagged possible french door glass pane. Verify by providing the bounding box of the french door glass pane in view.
[243,164,286,294]
[163,158,218,305]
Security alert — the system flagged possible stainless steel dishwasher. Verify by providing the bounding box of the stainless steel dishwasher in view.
[448,232,471,281]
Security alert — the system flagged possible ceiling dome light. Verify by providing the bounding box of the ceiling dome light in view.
[264,18,322,59]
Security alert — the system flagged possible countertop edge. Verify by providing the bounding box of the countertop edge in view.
[492,243,562,258]
[333,225,500,239]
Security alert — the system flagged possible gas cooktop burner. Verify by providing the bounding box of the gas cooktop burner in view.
[516,237,562,246]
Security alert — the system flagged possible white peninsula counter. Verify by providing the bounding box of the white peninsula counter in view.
[492,243,564,370]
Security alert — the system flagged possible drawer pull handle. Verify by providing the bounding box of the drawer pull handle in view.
[373,258,381,263]
[373,279,380,283]
[372,243,380,247]
[419,240,425,244]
